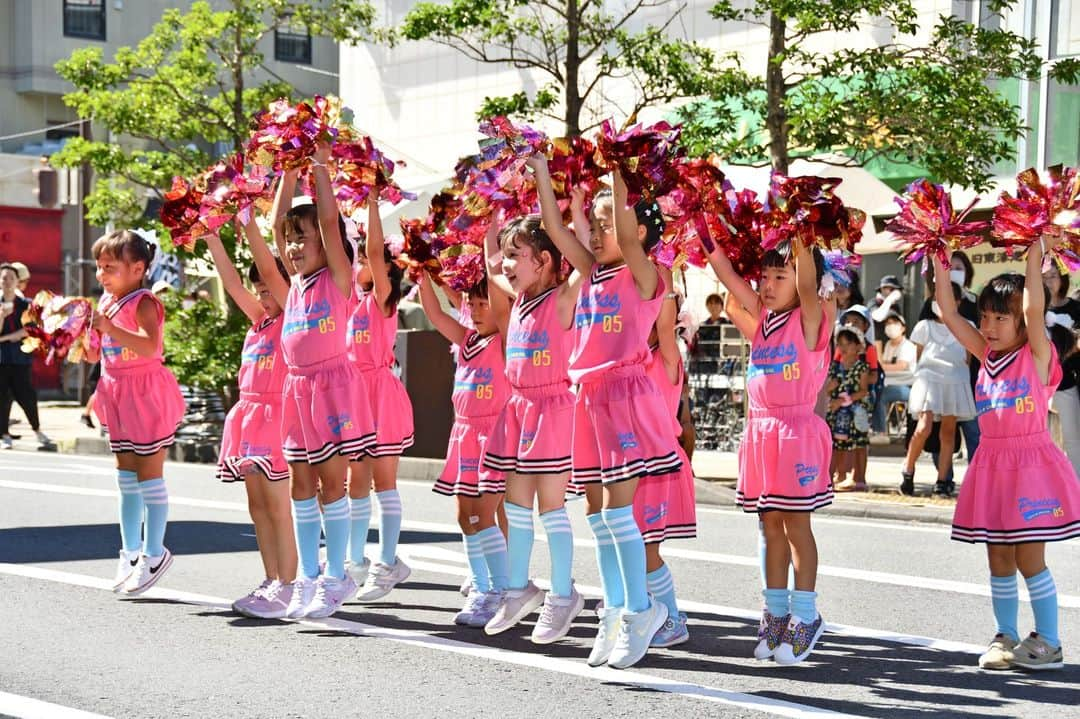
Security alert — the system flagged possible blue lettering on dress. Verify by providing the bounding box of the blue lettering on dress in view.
[617,431,638,449]
[507,328,550,359]
[241,337,275,365]
[747,342,798,380]
[574,292,621,328]
[644,503,668,525]
[283,299,332,336]
[327,413,353,436]
[1018,496,1063,522]
[796,463,818,486]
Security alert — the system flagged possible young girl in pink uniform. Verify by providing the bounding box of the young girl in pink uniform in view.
[88,230,185,597]
[247,151,370,619]
[932,238,1080,671]
[704,235,831,666]
[479,207,584,645]
[207,219,297,619]
[347,202,416,602]
[420,271,512,627]
[540,158,681,669]
[637,264,697,648]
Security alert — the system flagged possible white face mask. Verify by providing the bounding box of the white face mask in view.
[931,301,942,318]
[950,269,966,287]
[885,324,903,339]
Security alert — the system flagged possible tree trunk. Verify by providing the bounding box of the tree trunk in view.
[231,2,246,154]
[765,11,789,174]
[564,0,582,136]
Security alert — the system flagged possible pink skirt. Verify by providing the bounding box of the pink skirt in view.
[952,432,1080,544]
[482,383,574,476]
[217,391,289,482]
[737,406,833,513]
[355,366,415,458]
[434,415,505,496]
[633,445,697,543]
[281,356,375,464]
[95,363,185,456]
[571,367,683,486]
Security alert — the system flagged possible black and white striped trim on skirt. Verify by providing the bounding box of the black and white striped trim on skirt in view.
[283,432,376,465]
[482,453,573,475]
[951,521,1080,544]
[360,434,416,458]
[736,489,834,513]
[217,456,290,483]
[572,451,684,486]
[642,523,698,544]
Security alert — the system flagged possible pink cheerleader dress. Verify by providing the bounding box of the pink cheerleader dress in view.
[482,286,575,478]
[279,268,374,464]
[569,265,682,486]
[94,289,185,455]
[952,344,1080,543]
[347,290,415,457]
[737,307,833,513]
[634,344,697,543]
[434,330,511,496]
[217,314,288,482]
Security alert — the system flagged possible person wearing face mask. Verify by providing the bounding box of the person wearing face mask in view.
[869,275,904,340]
[873,312,917,437]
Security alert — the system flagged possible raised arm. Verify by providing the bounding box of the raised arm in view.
[271,170,298,276]
[655,265,681,385]
[794,238,824,348]
[1026,235,1055,381]
[310,142,351,298]
[245,199,291,309]
[206,230,263,324]
[704,243,761,322]
[931,253,985,357]
[527,154,594,276]
[418,271,467,346]
[483,217,516,300]
[724,290,758,340]
[366,201,394,316]
[612,169,658,301]
[570,186,592,249]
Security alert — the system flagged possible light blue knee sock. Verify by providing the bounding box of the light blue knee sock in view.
[539,507,574,597]
[349,496,372,566]
[463,532,491,593]
[990,574,1019,641]
[321,496,350,579]
[117,470,143,554]
[138,478,168,557]
[293,497,322,580]
[375,489,403,565]
[647,564,679,620]
[477,526,509,592]
[602,506,649,614]
[504,502,534,591]
[790,589,818,620]
[587,512,624,609]
[1025,569,1059,647]
[763,588,790,618]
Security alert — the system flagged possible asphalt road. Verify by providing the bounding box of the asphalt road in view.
[1,451,1078,719]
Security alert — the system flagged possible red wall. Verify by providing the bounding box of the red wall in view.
[0,205,65,390]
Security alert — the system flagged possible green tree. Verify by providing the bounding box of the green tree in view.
[52,0,374,228]
[161,291,250,403]
[390,0,748,134]
[677,1,1080,189]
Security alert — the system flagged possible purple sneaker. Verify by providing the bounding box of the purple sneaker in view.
[246,581,294,620]
[754,608,789,659]
[774,613,826,665]
[232,579,274,616]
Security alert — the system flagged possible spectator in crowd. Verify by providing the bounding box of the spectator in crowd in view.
[1043,259,1080,328]
[690,293,728,375]
[869,274,904,339]
[1048,319,1080,476]
[872,312,917,439]
[901,282,975,497]
[949,251,978,306]
[833,270,864,315]
[826,326,873,491]
[837,305,879,486]
[0,264,54,450]
[8,262,30,296]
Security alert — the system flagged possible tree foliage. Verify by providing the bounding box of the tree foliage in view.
[677,0,1080,189]
[390,0,746,134]
[162,290,249,399]
[52,0,374,228]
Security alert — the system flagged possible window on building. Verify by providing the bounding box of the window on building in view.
[1052,0,1080,58]
[275,16,312,65]
[63,0,106,41]
[1046,79,1080,167]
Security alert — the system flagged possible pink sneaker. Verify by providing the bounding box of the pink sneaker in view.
[232,579,274,616]
[246,581,294,619]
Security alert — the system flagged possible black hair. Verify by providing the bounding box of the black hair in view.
[978,273,1025,322]
[843,270,865,307]
[356,237,404,309]
[760,240,825,287]
[1044,257,1071,301]
[590,189,664,252]
[91,229,157,270]
[951,250,975,289]
[499,214,563,280]
[705,293,722,305]
[836,327,862,346]
[248,256,289,285]
[465,276,489,300]
[284,203,354,264]
[1049,323,1076,360]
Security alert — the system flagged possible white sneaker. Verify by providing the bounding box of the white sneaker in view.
[246,581,294,620]
[285,577,317,618]
[346,558,371,586]
[232,579,274,616]
[484,581,544,635]
[305,574,359,618]
[468,591,504,628]
[120,548,173,596]
[356,558,411,602]
[111,550,140,592]
[531,587,585,644]
[1,435,12,450]
[607,599,668,669]
[587,606,622,667]
[774,613,826,666]
[454,588,488,626]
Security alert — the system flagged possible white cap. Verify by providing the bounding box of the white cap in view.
[151,280,172,295]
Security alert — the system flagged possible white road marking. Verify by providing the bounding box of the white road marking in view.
[0,563,863,719]
[3,478,1079,609]
[0,691,114,719]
